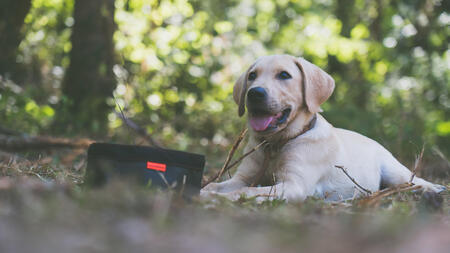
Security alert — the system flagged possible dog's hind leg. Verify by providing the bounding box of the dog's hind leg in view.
[380,151,446,193]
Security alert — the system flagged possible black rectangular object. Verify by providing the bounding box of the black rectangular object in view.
[85,143,205,196]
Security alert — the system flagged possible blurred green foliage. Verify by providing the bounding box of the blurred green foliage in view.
[0,0,449,171]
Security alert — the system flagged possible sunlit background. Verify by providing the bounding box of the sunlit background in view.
[0,0,449,174]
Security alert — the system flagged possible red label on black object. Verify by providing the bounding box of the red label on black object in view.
[147,161,166,172]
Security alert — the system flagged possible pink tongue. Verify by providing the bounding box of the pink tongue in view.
[249,116,274,132]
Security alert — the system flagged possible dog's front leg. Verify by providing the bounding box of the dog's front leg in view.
[201,177,247,194]
[216,162,324,202]
[201,144,265,195]
[214,181,309,203]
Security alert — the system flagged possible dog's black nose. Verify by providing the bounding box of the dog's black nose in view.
[247,87,267,102]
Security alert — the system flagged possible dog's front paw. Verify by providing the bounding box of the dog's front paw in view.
[201,182,222,193]
[200,182,226,200]
[200,188,240,201]
[199,188,217,199]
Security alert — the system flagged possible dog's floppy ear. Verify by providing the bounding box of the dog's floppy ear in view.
[233,72,247,117]
[233,63,256,117]
[295,57,335,113]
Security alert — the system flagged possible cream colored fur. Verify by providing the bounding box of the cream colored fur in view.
[201,55,445,202]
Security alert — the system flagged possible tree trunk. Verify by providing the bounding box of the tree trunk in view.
[332,0,370,109]
[334,0,357,37]
[0,0,32,81]
[56,0,116,135]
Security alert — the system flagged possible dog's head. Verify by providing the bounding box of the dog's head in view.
[233,55,334,137]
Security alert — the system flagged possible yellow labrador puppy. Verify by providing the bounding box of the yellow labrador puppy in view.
[201,55,445,202]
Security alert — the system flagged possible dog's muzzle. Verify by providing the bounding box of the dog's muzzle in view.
[246,87,291,132]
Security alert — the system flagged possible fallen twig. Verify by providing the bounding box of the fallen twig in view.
[0,134,93,151]
[268,173,276,199]
[432,146,450,168]
[359,182,422,206]
[216,128,247,182]
[410,145,425,183]
[202,139,267,188]
[335,164,425,206]
[115,111,161,148]
[335,165,372,195]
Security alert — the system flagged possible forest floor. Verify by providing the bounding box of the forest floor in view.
[0,149,449,253]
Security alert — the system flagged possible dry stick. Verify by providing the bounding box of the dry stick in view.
[202,139,268,188]
[334,164,424,206]
[267,173,276,199]
[0,134,93,151]
[215,128,247,182]
[361,183,422,206]
[226,140,267,171]
[432,147,450,168]
[335,165,372,195]
[113,95,162,147]
[409,145,425,183]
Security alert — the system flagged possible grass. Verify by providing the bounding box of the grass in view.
[0,149,449,253]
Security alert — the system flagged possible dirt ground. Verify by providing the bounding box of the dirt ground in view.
[0,152,449,253]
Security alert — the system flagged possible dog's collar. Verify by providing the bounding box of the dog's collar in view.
[288,113,317,141]
[263,114,317,153]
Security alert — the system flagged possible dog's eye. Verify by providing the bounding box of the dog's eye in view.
[248,72,257,81]
[277,71,291,80]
